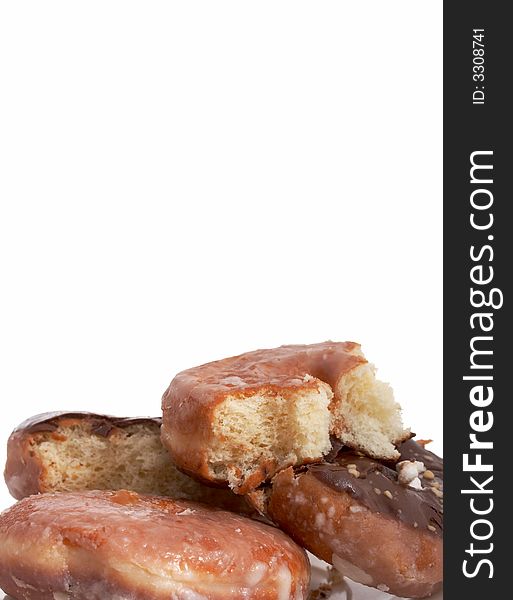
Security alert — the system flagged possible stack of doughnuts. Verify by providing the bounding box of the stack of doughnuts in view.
[0,341,443,599]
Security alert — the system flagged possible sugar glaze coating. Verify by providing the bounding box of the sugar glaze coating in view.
[0,490,310,599]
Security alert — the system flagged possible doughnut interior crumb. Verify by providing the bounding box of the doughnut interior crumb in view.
[330,362,410,460]
[209,383,332,492]
[32,421,212,498]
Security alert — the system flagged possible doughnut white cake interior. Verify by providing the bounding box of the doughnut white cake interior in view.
[162,342,410,493]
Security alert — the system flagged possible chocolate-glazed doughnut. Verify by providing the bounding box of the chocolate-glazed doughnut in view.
[0,490,310,599]
[8,411,162,436]
[252,439,443,598]
[4,412,251,514]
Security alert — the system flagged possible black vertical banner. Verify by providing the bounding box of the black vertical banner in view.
[444,2,510,598]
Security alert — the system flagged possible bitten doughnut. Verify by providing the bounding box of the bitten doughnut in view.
[0,490,310,600]
[251,439,443,598]
[4,412,250,514]
[161,341,409,493]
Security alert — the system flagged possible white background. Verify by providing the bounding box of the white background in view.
[0,0,442,520]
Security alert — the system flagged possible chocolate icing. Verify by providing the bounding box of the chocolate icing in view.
[14,412,162,437]
[309,439,443,536]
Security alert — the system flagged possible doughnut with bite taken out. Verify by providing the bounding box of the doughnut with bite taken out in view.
[161,341,410,493]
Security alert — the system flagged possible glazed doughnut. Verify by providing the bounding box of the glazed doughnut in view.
[4,412,250,514]
[251,439,443,598]
[161,341,409,493]
[0,490,310,600]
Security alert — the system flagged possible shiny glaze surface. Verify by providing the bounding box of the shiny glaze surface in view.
[163,342,365,414]
[0,491,310,599]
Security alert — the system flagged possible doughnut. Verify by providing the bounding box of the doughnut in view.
[0,490,310,600]
[250,439,443,598]
[4,412,250,514]
[161,341,410,493]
